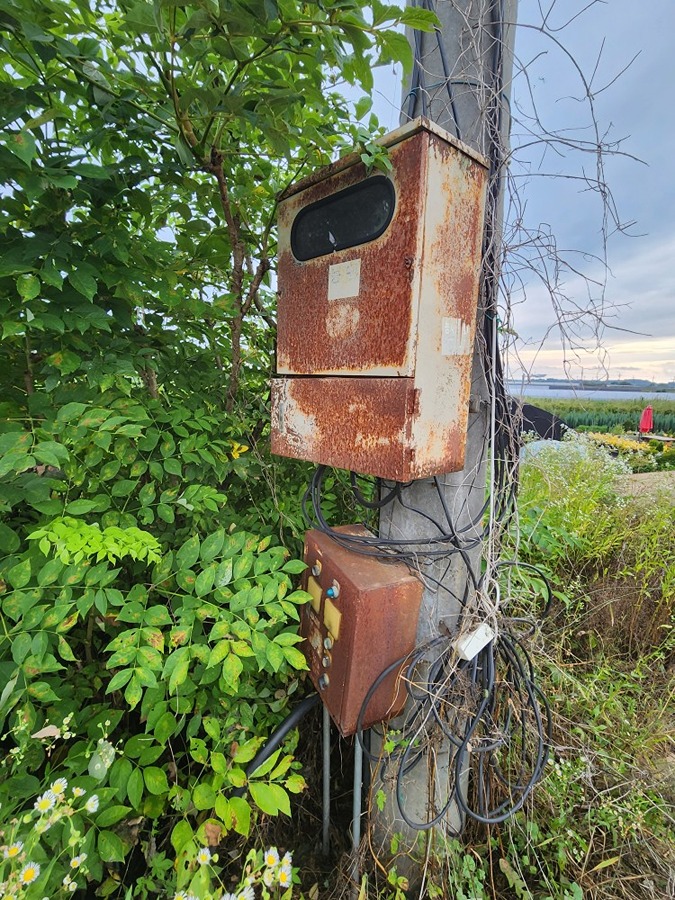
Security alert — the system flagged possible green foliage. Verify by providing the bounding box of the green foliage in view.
[535,397,675,436]
[0,0,435,894]
[492,435,675,900]
[0,393,314,895]
[517,434,630,580]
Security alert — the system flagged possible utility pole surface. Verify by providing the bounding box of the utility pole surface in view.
[370,0,518,862]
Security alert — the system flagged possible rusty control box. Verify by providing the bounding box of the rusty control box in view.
[300,526,423,736]
[271,117,488,481]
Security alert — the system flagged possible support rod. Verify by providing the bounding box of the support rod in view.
[322,703,331,856]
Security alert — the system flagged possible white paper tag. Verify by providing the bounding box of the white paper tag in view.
[328,259,361,301]
[442,316,472,356]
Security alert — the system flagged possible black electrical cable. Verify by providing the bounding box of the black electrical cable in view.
[231,693,319,798]
[357,624,551,830]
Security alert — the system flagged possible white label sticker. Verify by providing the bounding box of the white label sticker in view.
[328,259,361,301]
[442,316,472,356]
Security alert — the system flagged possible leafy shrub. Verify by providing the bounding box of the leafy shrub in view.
[0,395,312,898]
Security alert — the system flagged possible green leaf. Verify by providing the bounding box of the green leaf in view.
[176,535,200,569]
[192,782,216,811]
[377,30,414,72]
[200,528,225,562]
[354,95,372,121]
[6,131,37,165]
[65,499,97,515]
[282,646,309,670]
[111,479,138,497]
[163,457,181,476]
[194,566,216,598]
[399,6,440,31]
[144,766,169,795]
[249,782,280,816]
[157,503,174,523]
[98,829,126,863]
[7,558,32,589]
[96,805,132,827]
[228,796,251,836]
[12,633,32,665]
[0,524,20,554]
[282,559,307,574]
[171,819,194,854]
[46,349,81,375]
[17,274,40,301]
[285,773,306,794]
[69,268,98,300]
[125,674,143,708]
[127,768,144,809]
[221,652,243,688]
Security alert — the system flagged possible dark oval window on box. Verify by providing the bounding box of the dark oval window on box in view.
[291,176,396,261]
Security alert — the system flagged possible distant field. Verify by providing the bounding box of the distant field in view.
[532,398,675,434]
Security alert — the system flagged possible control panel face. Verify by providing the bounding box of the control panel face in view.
[300,526,423,736]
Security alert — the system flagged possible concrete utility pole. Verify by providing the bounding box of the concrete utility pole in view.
[370,0,518,863]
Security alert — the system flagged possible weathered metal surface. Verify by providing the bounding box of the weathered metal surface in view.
[277,135,425,377]
[271,376,415,481]
[300,526,423,737]
[407,131,487,475]
[272,117,488,481]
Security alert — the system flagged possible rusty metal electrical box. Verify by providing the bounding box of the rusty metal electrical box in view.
[300,526,423,736]
[271,117,488,481]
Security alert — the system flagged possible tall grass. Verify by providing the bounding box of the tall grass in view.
[492,434,675,900]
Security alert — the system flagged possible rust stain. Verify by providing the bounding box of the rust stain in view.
[271,376,415,482]
[277,137,426,376]
[300,526,423,736]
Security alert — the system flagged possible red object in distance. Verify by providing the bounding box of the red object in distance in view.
[639,405,654,434]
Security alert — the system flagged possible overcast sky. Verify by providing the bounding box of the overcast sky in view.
[363,1,675,382]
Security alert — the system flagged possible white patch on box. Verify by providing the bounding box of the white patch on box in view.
[328,259,361,300]
[441,316,471,356]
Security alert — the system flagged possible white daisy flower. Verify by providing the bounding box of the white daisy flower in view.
[3,841,23,858]
[34,791,56,814]
[68,882,77,893]
[72,786,86,798]
[50,777,68,795]
[262,868,275,887]
[264,846,279,868]
[281,851,292,868]
[278,866,292,888]
[19,862,40,884]
[70,853,87,868]
[84,794,99,813]
[238,887,254,900]
[196,847,211,865]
